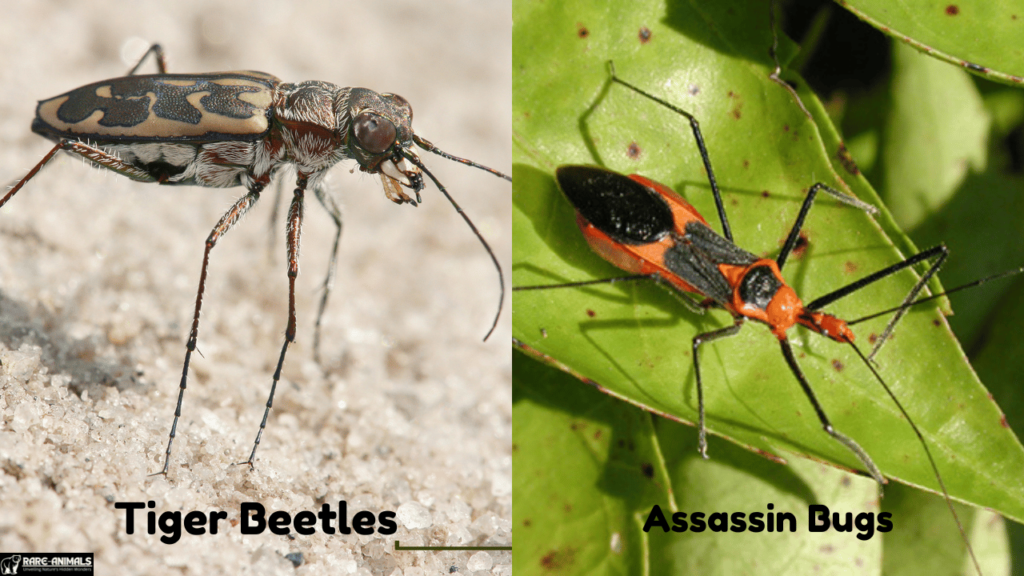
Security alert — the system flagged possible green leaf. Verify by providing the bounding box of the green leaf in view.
[513,349,664,575]
[879,42,991,230]
[513,0,1024,543]
[838,0,1024,86]
[515,349,1014,575]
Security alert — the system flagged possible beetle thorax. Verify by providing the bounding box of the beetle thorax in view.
[274,81,348,172]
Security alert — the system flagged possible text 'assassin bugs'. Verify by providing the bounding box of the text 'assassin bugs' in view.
[1,44,511,476]
[512,66,1015,574]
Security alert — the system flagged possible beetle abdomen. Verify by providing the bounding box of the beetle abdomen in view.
[34,72,278,142]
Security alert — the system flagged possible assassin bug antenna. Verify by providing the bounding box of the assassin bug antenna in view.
[2,44,510,477]
[847,265,1024,327]
[514,61,988,575]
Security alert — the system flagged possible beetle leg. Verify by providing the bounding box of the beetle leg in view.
[126,43,168,76]
[243,177,307,468]
[266,173,286,264]
[1,140,156,210]
[691,318,744,458]
[311,182,344,365]
[154,183,265,476]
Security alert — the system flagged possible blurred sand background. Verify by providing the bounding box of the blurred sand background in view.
[0,1,511,574]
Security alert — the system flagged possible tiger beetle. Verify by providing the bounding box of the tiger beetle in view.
[0,44,511,476]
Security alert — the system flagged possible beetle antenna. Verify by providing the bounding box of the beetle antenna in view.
[848,266,1024,326]
[413,135,511,182]
[401,149,504,341]
[847,340,982,576]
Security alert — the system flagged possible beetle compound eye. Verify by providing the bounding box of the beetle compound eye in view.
[353,112,397,154]
[382,93,413,122]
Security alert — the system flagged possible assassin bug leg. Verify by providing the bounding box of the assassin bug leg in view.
[607,62,733,242]
[691,318,744,459]
[807,244,949,361]
[778,339,885,484]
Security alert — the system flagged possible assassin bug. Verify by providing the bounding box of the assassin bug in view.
[1,44,510,476]
[512,67,1006,574]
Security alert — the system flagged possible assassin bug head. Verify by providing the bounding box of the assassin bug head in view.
[796,311,854,343]
[340,88,423,205]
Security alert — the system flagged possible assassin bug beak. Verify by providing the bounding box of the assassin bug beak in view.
[399,147,506,341]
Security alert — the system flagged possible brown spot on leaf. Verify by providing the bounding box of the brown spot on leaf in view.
[586,309,596,317]
[541,548,576,570]
[832,359,843,372]
[627,141,641,159]
[761,190,769,197]
[641,463,655,479]
[638,27,652,43]
[837,143,860,175]
[523,518,532,527]
[845,261,858,274]
[577,24,589,38]
[945,4,959,15]
[791,232,809,259]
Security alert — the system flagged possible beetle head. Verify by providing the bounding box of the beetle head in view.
[343,88,423,203]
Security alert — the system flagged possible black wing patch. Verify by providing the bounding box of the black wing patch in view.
[662,221,759,305]
[56,76,266,128]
